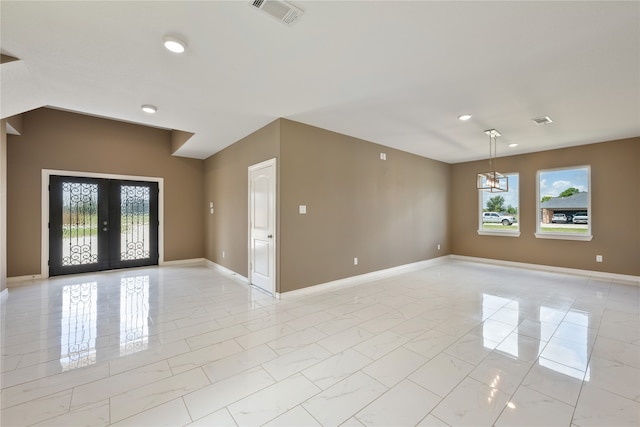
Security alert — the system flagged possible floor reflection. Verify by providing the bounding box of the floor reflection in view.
[60,282,98,371]
[59,275,151,370]
[481,294,591,380]
[120,275,150,356]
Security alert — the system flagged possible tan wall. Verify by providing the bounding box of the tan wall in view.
[7,108,204,277]
[279,120,450,292]
[451,137,640,276]
[203,120,280,277]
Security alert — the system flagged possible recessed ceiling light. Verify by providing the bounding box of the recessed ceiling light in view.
[163,35,187,53]
[532,115,553,125]
[141,104,157,114]
[458,114,472,121]
[508,143,518,148]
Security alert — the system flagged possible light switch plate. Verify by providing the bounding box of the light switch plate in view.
[299,205,307,214]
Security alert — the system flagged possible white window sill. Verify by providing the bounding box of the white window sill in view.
[477,230,521,237]
[534,232,593,241]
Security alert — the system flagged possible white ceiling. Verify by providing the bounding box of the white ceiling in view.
[1,1,639,164]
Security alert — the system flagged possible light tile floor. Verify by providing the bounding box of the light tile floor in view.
[1,260,639,426]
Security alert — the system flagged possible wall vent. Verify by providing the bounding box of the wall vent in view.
[532,116,553,125]
[250,0,304,26]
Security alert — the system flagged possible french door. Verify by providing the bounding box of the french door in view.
[49,175,158,276]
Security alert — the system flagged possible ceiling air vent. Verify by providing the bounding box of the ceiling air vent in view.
[532,116,553,125]
[250,0,304,26]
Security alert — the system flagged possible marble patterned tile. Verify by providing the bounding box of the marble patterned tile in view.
[32,399,110,427]
[352,330,409,360]
[262,343,332,381]
[444,333,497,366]
[186,408,237,427]
[110,367,210,423]
[0,389,72,427]
[267,327,328,355]
[495,332,545,362]
[1,362,109,409]
[302,348,372,390]
[354,379,440,426]
[591,335,640,369]
[70,360,173,410]
[390,316,439,339]
[183,365,275,420]
[302,372,387,426]
[185,324,250,350]
[201,343,278,383]
[403,329,457,359]
[573,384,640,427]
[494,385,574,426]
[522,358,584,405]
[431,377,509,427]
[469,351,535,395]
[262,405,321,427]
[362,346,428,387]
[110,397,192,427]
[227,374,320,426]
[317,326,374,354]
[167,338,243,374]
[2,262,639,427]
[540,336,591,372]
[417,414,451,426]
[586,356,640,402]
[409,352,474,397]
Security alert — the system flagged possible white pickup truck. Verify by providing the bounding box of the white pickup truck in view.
[482,212,517,226]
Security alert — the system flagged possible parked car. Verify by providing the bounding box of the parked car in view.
[572,212,589,224]
[551,213,568,223]
[482,212,517,226]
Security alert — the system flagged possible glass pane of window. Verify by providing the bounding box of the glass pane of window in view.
[479,173,519,233]
[538,166,590,236]
[120,185,151,261]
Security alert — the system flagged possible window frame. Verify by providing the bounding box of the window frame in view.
[477,172,520,237]
[535,165,592,241]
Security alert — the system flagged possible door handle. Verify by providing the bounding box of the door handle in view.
[267,234,273,239]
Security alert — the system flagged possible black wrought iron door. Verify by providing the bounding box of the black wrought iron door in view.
[49,176,158,276]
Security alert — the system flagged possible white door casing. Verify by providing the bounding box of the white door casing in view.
[248,159,276,295]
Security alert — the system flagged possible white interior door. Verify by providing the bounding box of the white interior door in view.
[249,159,276,294]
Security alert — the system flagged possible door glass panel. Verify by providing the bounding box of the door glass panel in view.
[120,185,150,261]
[62,182,99,266]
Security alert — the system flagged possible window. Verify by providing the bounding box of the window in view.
[478,172,519,236]
[536,166,592,241]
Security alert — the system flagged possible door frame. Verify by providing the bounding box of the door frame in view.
[41,169,164,279]
[247,158,277,295]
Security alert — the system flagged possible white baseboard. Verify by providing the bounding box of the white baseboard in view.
[7,274,46,287]
[161,258,207,266]
[0,288,7,303]
[276,256,451,299]
[451,255,640,286]
[204,259,250,285]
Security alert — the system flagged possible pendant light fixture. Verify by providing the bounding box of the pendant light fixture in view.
[477,129,508,192]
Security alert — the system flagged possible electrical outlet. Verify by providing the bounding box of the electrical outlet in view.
[437,244,441,250]
[380,153,387,160]
[222,251,225,259]
[354,257,358,265]
[596,255,603,262]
